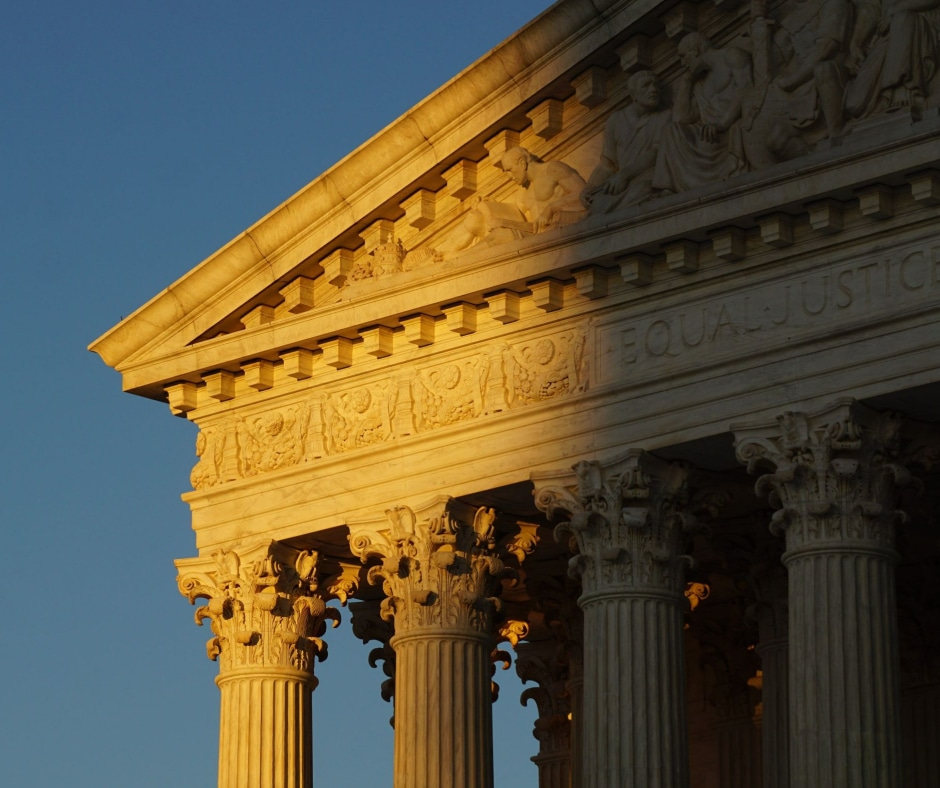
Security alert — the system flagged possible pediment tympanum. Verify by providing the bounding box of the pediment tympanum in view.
[91,0,940,547]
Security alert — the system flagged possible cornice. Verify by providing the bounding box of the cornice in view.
[88,0,645,371]
[113,122,939,398]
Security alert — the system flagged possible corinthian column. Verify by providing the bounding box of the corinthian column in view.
[349,498,504,788]
[535,450,707,788]
[176,541,338,788]
[735,400,908,788]
[749,539,789,788]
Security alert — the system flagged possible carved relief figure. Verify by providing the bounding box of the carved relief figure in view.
[653,33,752,192]
[412,359,488,431]
[439,147,586,255]
[748,0,853,158]
[846,0,940,119]
[236,406,308,476]
[503,332,586,408]
[190,427,225,490]
[323,384,395,453]
[581,70,673,213]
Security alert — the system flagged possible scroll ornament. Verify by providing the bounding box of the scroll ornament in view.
[734,402,910,550]
[536,451,712,596]
[350,505,505,636]
[177,544,339,678]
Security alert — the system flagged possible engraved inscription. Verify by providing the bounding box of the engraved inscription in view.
[599,243,940,380]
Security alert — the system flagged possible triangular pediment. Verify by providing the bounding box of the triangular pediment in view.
[91,0,940,404]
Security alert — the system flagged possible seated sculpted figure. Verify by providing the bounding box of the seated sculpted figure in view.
[438,146,586,255]
[653,32,752,193]
[745,0,853,161]
[581,70,673,213]
[846,0,940,119]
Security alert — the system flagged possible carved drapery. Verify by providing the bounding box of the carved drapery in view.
[534,451,715,788]
[349,499,506,788]
[735,400,909,788]
[176,542,339,788]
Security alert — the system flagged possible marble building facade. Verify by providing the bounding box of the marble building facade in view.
[91,0,940,785]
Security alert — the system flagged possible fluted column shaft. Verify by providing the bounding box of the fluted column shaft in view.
[392,629,494,788]
[716,714,762,788]
[901,683,940,787]
[350,500,504,788]
[177,542,336,788]
[755,636,788,788]
[784,541,901,786]
[580,589,688,788]
[217,667,313,788]
[735,401,908,788]
[536,451,705,788]
[567,668,584,788]
[532,751,571,788]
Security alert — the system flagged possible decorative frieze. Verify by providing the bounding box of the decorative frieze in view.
[189,327,587,488]
[502,330,586,409]
[235,405,309,478]
[412,357,488,432]
[321,382,394,454]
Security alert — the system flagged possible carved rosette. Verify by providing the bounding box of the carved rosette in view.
[349,501,505,637]
[176,541,339,679]
[535,450,697,599]
[734,400,909,556]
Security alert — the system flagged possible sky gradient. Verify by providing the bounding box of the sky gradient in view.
[1,2,553,784]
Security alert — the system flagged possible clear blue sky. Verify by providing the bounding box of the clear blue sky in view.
[0,2,552,784]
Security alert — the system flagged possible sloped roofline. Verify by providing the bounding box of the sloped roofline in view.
[89,0,642,371]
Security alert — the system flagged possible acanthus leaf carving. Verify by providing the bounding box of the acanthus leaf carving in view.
[176,542,340,678]
[734,400,911,552]
[535,451,717,597]
[349,501,505,636]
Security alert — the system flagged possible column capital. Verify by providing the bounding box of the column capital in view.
[533,450,719,598]
[733,399,910,554]
[176,540,338,678]
[348,496,505,637]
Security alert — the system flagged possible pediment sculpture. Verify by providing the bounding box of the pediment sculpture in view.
[412,0,940,258]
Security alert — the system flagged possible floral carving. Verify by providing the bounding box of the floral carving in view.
[412,358,488,431]
[176,542,339,677]
[349,502,505,635]
[351,239,407,281]
[734,400,910,551]
[535,451,712,597]
[503,331,586,408]
[322,383,395,453]
[236,405,309,477]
